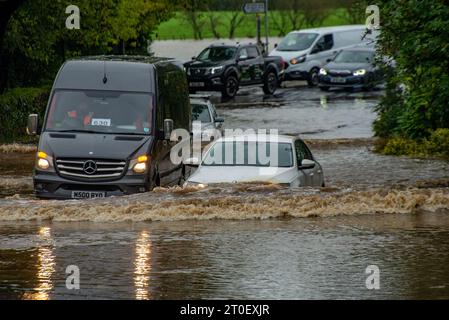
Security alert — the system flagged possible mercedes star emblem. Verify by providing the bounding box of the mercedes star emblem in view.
[83,160,97,175]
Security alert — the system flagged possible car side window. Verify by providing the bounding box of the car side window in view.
[247,46,259,59]
[313,34,334,53]
[238,48,249,59]
[295,140,313,166]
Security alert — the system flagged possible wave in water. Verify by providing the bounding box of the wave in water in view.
[0,185,448,222]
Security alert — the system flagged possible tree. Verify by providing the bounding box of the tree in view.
[182,0,207,39]
[1,0,176,90]
[0,0,27,92]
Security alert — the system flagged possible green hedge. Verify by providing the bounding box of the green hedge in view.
[0,87,50,142]
[379,129,449,160]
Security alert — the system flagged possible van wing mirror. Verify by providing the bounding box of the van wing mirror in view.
[214,117,224,123]
[164,119,174,140]
[27,114,39,136]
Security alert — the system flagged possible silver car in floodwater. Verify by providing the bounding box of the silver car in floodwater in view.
[184,135,325,187]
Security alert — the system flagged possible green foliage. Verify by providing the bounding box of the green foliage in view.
[374,0,449,142]
[2,0,177,89]
[0,87,50,142]
[381,129,449,159]
[155,9,352,40]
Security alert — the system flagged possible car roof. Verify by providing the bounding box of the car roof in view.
[190,98,210,106]
[290,25,366,34]
[208,42,258,49]
[342,46,376,52]
[217,134,297,144]
[73,55,174,65]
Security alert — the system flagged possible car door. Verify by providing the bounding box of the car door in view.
[247,46,264,83]
[310,34,336,66]
[237,47,253,85]
[294,140,313,186]
[295,140,323,187]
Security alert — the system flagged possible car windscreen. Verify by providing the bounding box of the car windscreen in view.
[334,50,375,63]
[45,90,153,135]
[192,104,212,123]
[277,33,318,52]
[202,141,294,168]
[197,47,237,62]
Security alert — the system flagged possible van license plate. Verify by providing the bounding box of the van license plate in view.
[190,82,205,87]
[71,191,106,199]
[330,77,346,83]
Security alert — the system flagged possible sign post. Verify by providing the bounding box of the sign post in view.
[243,1,269,54]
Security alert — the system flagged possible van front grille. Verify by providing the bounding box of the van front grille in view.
[56,158,127,180]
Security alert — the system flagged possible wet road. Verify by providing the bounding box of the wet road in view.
[1,83,449,299]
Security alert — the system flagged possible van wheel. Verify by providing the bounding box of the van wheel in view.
[263,71,278,95]
[307,68,320,87]
[222,75,239,100]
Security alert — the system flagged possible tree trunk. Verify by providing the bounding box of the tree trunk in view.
[0,0,26,92]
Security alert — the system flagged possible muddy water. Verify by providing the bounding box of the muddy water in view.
[1,84,449,299]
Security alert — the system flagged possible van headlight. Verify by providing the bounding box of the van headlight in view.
[38,158,50,170]
[131,155,148,174]
[319,68,328,75]
[36,151,51,170]
[353,69,367,76]
[290,55,306,65]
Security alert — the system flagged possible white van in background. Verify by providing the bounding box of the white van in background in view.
[270,25,376,86]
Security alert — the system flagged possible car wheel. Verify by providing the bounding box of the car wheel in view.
[222,75,239,100]
[319,86,330,92]
[307,68,320,87]
[263,71,278,95]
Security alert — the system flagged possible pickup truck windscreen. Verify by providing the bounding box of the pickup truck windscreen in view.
[277,33,319,51]
[45,90,154,135]
[197,47,237,62]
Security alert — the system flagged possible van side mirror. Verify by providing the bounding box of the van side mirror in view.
[214,117,224,123]
[299,159,316,170]
[192,56,197,61]
[27,114,39,135]
[164,119,174,140]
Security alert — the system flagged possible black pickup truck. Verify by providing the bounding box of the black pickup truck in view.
[184,43,285,99]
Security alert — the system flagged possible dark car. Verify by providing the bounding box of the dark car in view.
[318,47,383,91]
[26,56,191,200]
[184,43,285,100]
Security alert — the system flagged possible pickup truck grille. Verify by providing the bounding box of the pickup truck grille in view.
[56,158,127,180]
[190,68,207,76]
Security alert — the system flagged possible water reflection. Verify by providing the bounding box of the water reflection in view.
[24,226,55,300]
[134,231,152,300]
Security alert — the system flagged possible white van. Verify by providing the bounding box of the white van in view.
[270,25,375,86]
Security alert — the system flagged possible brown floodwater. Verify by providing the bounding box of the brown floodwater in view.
[0,84,448,299]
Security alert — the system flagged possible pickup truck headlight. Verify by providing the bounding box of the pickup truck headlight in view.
[206,66,224,75]
[319,68,328,75]
[353,69,367,76]
[290,55,306,65]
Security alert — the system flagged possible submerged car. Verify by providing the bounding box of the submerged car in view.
[190,94,224,138]
[184,135,324,187]
[318,47,383,91]
[27,56,191,199]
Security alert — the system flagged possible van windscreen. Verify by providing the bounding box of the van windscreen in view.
[277,33,318,52]
[45,90,153,135]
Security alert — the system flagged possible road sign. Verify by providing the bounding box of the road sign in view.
[243,2,266,14]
